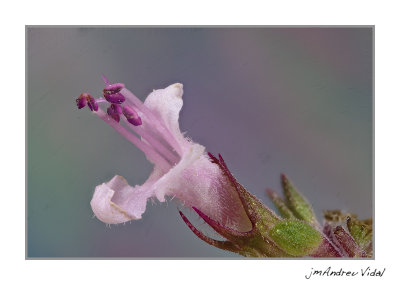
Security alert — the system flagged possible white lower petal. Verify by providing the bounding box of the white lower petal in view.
[91,173,159,224]
[91,144,251,231]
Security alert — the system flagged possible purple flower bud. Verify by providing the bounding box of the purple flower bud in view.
[76,93,88,109]
[122,105,142,126]
[107,104,121,122]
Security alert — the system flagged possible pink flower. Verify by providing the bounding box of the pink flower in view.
[78,76,251,232]
[77,76,371,258]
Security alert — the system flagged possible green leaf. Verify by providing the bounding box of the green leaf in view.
[269,220,322,257]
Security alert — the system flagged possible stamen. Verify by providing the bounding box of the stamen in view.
[122,105,142,126]
[76,93,98,111]
[98,75,182,165]
[95,98,107,104]
[96,109,171,172]
[76,93,87,109]
[120,88,185,156]
[102,77,126,104]
[123,118,180,165]
[87,95,99,111]
[103,91,126,104]
[103,83,125,94]
[107,104,122,122]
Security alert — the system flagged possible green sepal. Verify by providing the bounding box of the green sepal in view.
[266,189,296,219]
[226,182,292,257]
[180,154,352,258]
[323,210,373,257]
[347,216,372,250]
[269,220,322,257]
[281,174,318,225]
[181,153,294,257]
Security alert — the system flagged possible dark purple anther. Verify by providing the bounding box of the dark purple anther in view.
[87,94,99,111]
[103,92,125,104]
[76,93,98,111]
[107,104,123,122]
[123,105,142,126]
[103,83,126,104]
[111,103,122,114]
[76,93,87,109]
[103,83,125,94]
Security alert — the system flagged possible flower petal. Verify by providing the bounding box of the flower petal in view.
[155,145,252,231]
[91,145,251,231]
[90,175,155,224]
[91,176,135,224]
[90,82,251,231]
[143,83,187,146]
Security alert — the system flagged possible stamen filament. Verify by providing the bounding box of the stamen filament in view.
[95,98,108,103]
[120,88,185,157]
[96,109,171,172]
[122,117,180,165]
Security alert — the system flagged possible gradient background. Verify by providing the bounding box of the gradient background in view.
[27,27,373,258]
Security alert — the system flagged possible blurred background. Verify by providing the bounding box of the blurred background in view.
[27,27,373,258]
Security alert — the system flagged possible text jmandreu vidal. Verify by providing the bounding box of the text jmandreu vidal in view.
[305,267,386,279]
